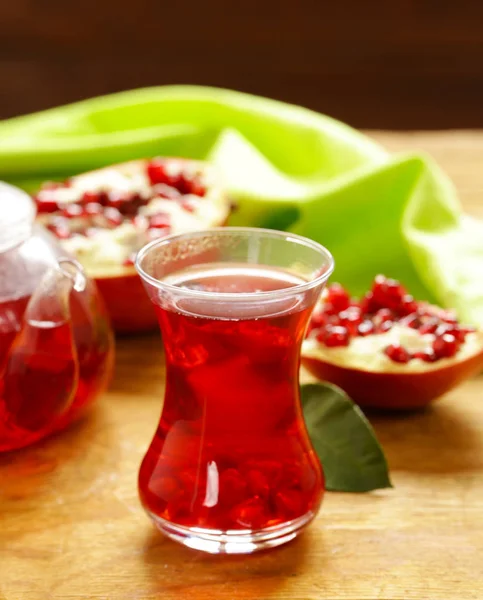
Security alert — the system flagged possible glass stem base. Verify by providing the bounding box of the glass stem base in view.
[147,510,316,554]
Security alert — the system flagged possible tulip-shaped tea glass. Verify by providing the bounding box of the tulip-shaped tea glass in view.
[136,227,334,553]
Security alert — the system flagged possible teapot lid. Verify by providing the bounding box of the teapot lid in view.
[0,182,36,252]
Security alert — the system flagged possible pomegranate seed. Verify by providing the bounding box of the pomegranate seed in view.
[433,334,460,359]
[190,179,207,197]
[371,274,389,304]
[375,308,394,323]
[120,193,145,216]
[81,191,102,205]
[360,291,378,315]
[326,283,350,312]
[149,213,171,229]
[378,320,394,333]
[435,324,466,343]
[322,301,339,316]
[318,325,350,347]
[146,160,169,186]
[419,318,440,335]
[400,294,418,316]
[84,202,103,216]
[413,350,438,363]
[338,308,362,335]
[123,254,136,267]
[311,312,328,329]
[384,344,411,363]
[372,275,406,309]
[246,470,270,499]
[106,191,127,210]
[61,203,83,218]
[103,207,123,227]
[34,192,61,214]
[357,320,375,336]
[400,313,421,329]
[174,172,193,195]
[219,468,247,507]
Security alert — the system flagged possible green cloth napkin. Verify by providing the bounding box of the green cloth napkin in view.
[1,85,482,325]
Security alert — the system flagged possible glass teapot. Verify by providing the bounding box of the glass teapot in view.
[0,182,114,452]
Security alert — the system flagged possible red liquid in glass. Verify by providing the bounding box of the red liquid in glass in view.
[0,293,113,451]
[139,264,324,531]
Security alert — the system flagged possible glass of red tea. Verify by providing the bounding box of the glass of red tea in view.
[135,227,334,553]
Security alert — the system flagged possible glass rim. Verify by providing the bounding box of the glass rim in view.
[135,227,335,301]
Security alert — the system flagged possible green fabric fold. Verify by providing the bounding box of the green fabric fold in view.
[1,85,482,325]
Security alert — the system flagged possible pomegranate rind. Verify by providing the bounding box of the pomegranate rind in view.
[302,346,483,410]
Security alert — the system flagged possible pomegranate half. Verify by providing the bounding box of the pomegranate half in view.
[34,158,232,332]
[302,276,483,410]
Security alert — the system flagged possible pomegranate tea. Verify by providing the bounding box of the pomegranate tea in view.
[139,264,324,533]
[0,292,113,451]
[136,227,333,552]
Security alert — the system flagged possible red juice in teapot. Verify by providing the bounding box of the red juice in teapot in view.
[139,264,324,531]
[0,183,114,452]
[0,291,112,451]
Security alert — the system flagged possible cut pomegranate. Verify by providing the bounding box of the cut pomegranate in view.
[302,274,483,409]
[33,158,232,332]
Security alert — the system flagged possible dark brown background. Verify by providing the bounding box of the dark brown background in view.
[2,0,483,129]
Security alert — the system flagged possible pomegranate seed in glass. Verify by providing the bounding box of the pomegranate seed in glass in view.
[135,227,334,554]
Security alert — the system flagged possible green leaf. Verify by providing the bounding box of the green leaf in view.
[301,382,392,493]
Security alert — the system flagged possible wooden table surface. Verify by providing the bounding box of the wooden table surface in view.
[1,131,483,600]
